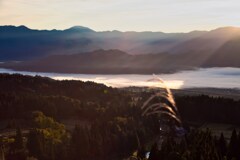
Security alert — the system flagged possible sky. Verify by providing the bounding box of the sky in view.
[1,0,240,32]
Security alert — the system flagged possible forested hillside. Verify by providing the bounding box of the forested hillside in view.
[0,74,240,160]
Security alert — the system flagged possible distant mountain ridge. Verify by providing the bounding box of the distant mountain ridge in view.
[0,25,240,74]
[1,25,237,60]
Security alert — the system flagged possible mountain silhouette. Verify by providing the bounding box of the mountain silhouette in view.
[0,25,240,73]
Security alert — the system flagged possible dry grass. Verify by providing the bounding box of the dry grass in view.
[141,74,182,126]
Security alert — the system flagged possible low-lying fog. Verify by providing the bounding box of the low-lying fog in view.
[0,67,239,89]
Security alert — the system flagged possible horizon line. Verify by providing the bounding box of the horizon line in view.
[1,24,240,34]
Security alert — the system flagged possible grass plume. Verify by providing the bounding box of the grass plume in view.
[141,74,182,127]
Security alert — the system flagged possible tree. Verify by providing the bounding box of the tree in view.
[218,133,227,157]
[14,128,24,150]
[27,111,69,160]
[7,127,26,160]
[70,125,89,160]
[27,129,44,160]
[0,137,5,160]
[228,129,239,160]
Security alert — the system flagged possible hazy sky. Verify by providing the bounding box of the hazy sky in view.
[1,0,240,32]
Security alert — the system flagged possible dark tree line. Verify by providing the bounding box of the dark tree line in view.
[1,111,154,160]
[145,129,240,160]
[176,95,240,124]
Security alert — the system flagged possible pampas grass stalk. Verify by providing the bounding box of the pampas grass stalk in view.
[141,74,182,127]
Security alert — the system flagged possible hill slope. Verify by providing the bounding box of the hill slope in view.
[2,48,239,74]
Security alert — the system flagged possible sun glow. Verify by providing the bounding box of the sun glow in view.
[1,0,240,32]
[52,76,184,89]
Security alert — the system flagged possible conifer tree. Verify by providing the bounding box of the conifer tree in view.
[218,133,227,157]
[228,129,238,160]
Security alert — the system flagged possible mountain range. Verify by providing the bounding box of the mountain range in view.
[0,25,240,74]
